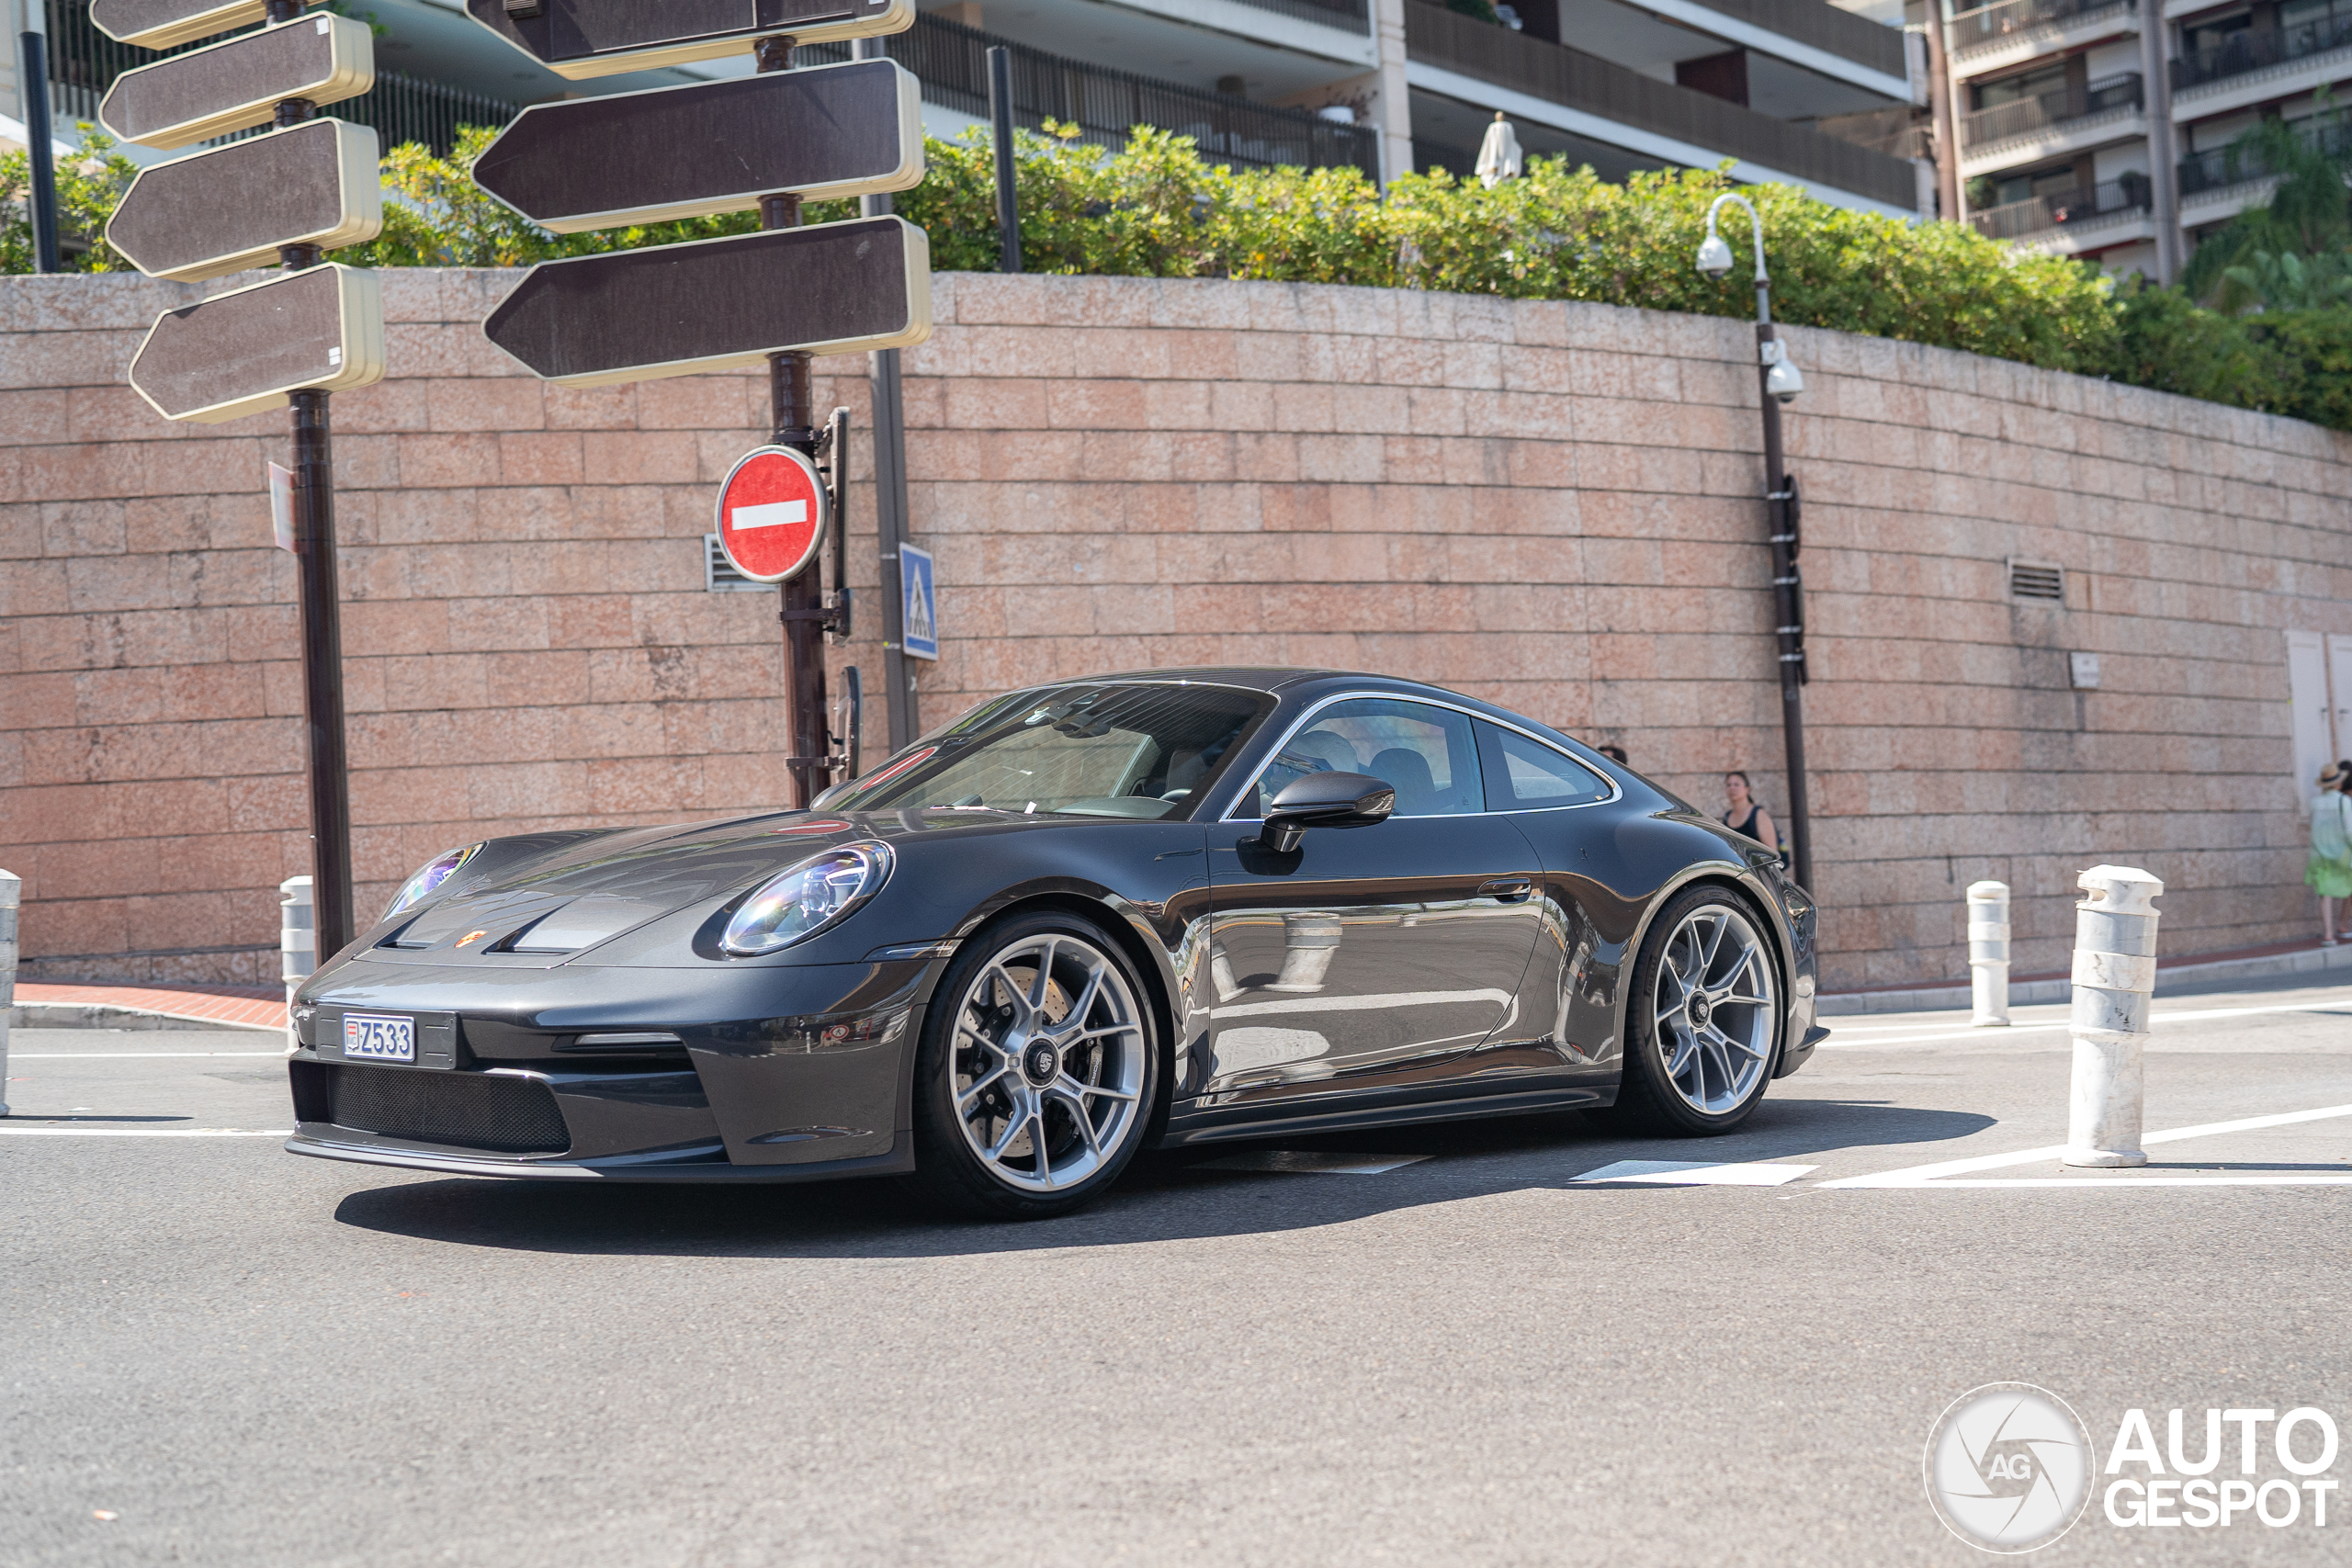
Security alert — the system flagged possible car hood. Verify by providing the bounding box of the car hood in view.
[350,806,1188,970]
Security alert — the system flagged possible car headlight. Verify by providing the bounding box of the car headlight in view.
[722,843,893,956]
[384,842,482,919]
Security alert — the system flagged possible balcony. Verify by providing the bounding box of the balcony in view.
[1668,0,1906,81]
[1962,73,2141,148]
[2173,17,2352,91]
[1968,175,2150,242]
[1402,0,1917,208]
[1211,0,1373,30]
[2178,117,2352,195]
[1946,0,2139,70]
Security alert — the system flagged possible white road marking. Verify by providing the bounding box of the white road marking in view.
[9,1052,288,1059]
[1822,997,2352,1049]
[1572,1160,1818,1187]
[1193,1150,1431,1175]
[1821,1101,2352,1189]
[0,1126,293,1137]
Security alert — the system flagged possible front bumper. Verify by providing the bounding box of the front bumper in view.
[285,955,935,1180]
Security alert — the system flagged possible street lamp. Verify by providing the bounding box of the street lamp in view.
[1696,191,1814,892]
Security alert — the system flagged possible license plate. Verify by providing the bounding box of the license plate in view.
[344,1013,415,1062]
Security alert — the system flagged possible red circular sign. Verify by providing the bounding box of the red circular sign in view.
[716,446,828,583]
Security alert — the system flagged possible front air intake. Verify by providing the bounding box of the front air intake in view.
[323,1066,571,1156]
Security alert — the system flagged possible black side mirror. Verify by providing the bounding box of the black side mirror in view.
[1261,772,1395,853]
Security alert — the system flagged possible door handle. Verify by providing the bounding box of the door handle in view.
[1479,878,1535,903]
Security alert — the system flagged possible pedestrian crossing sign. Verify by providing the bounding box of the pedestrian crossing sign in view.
[899,542,938,661]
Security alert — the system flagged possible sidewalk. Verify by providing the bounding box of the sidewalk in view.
[8,982,286,1032]
[1817,933,2352,1015]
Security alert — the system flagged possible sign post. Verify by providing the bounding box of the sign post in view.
[97,0,386,960]
[467,0,926,806]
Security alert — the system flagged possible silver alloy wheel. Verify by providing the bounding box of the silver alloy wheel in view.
[1650,903,1778,1115]
[948,932,1148,1193]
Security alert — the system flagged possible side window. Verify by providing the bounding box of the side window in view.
[1475,721,1611,811]
[1242,699,1483,818]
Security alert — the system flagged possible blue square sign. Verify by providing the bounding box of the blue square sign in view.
[899,543,938,661]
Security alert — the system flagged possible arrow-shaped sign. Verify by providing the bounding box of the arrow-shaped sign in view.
[91,0,287,49]
[471,60,923,232]
[482,216,931,387]
[129,264,386,423]
[107,118,381,281]
[465,0,912,79]
[99,13,373,151]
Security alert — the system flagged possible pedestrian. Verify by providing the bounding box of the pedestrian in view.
[1722,770,1781,857]
[2307,761,2352,946]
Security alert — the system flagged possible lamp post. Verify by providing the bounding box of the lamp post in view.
[1697,192,1813,891]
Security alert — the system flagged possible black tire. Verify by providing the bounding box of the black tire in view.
[901,909,1164,1220]
[1606,884,1784,1137]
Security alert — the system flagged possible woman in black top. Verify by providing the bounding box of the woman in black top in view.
[1722,770,1780,855]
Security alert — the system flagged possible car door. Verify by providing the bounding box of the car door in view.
[1200,696,1545,1104]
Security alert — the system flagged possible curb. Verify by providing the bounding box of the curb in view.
[1817,939,2352,1016]
[7,1002,284,1033]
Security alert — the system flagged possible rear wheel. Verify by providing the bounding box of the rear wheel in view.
[1609,886,1782,1136]
[903,911,1160,1219]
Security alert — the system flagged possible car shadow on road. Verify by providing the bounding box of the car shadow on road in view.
[331,1096,1996,1260]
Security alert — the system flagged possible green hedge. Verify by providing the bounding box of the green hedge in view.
[8,121,2352,432]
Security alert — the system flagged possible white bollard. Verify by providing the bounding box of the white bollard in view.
[1967,880,2011,1027]
[281,875,315,1055]
[1267,913,1343,993]
[2064,864,2163,1168]
[0,868,17,1117]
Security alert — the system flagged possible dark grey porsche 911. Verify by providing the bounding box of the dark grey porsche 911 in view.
[287,668,1824,1217]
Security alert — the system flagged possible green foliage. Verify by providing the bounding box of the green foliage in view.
[0,127,142,273]
[2179,108,2352,305]
[20,120,2352,430]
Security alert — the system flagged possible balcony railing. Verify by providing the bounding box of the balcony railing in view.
[804,14,1381,177]
[1222,0,1373,30]
[1403,0,1917,208]
[1968,175,2150,240]
[1960,73,2141,147]
[1946,0,2136,53]
[2177,118,2352,196]
[1669,0,1905,78]
[2173,17,2352,91]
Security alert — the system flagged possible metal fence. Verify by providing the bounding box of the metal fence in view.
[2177,118,2352,196]
[1968,176,2149,241]
[803,13,1381,177]
[1960,73,2140,147]
[1221,0,1372,31]
[41,0,517,154]
[1946,0,2136,55]
[2173,17,2352,91]
[1403,0,1917,209]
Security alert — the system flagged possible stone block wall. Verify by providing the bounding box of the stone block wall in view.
[4,268,2347,992]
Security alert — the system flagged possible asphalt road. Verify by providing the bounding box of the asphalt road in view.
[6,975,2352,1566]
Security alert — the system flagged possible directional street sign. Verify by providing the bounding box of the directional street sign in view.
[107,118,381,281]
[482,216,932,387]
[465,0,913,79]
[100,13,373,150]
[716,446,829,582]
[91,0,292,49]
[899,543,937,661]
[470,61,923,231]
[128,264,386,423]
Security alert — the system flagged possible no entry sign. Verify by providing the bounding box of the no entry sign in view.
[717,446,828,583]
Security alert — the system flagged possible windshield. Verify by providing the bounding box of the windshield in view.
[818,682,1272,819]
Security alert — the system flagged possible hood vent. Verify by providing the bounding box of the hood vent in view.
[505,895,673,954]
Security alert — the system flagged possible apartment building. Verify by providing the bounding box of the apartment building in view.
[1941,0,2352,277]
[9,0,1928,220]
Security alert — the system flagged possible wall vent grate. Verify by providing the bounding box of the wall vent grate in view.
[2007,558,2064,602]
[706,534,769,592]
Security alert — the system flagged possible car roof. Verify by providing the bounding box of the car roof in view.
[1058,666,1429,697]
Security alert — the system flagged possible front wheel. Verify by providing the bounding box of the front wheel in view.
[902,911,1161,1219]
[1609,887,1782,1136]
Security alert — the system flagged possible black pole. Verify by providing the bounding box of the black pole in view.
[856,33,915,751]
[987,46,1022,274]
[1755,308,1813,893]
[17,28,61,274]
[758,34,828,809]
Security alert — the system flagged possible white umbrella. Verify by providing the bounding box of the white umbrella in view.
[1475,113,1521,189]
